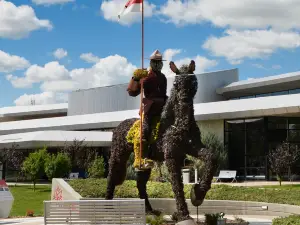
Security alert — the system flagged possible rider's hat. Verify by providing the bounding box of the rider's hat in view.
[147,50,166,61]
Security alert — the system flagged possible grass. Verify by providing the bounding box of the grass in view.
[6,180,300,218]
[9,185,51,217]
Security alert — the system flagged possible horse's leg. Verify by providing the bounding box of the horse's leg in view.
[136,169,153,213]
[196,147,218,202]
[188,146,218,205]
[165,158,190,221]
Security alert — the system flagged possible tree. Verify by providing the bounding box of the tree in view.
[87,157,105,178]
[22,147,48,191]
[268,141,300,186]
[45,153,71,180]
[1,144,26,185]
[60,139,97,172]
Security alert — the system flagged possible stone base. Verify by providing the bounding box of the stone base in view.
[176,219,197,225]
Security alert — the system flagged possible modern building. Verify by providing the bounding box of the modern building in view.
[1,68,300,181]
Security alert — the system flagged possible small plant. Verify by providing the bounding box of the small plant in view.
[205,213,225,225]
[233,216,249,225]
[146,214,166,225]
[26,209,34,217]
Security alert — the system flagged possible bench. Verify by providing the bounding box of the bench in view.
[215,170,237,183]
[44,199,146,225]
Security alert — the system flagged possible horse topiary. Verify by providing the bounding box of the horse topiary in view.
[105,60,218,222]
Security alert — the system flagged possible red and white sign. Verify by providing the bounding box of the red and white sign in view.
[0,180,8,188]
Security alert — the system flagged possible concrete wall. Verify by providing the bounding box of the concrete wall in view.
[197,120,224,143]
[68,69,238,116]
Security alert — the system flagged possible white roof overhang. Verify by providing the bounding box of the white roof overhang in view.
[1,93,300,135]
[0,130,112,149]
[217,71,300,97]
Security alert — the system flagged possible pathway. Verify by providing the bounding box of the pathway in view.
[0,215,274,225]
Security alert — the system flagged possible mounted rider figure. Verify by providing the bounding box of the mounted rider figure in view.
[127,50,168,170]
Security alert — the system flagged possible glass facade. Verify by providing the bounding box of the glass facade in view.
[225,117,300,180]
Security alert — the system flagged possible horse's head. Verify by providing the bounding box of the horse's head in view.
[170,60,198,102]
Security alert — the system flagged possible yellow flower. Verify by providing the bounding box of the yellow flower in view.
[126,117,160,168]
[133,69,148,80]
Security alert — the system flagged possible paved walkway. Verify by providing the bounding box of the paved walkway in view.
[0,215,275,225]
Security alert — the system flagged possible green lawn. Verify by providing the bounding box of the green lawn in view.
[9,185,51,217]
[6,181,300,217]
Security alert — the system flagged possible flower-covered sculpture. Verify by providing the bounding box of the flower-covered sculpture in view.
[106,59,218,223]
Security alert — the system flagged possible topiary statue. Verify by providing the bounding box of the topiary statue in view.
[105,60,218,223]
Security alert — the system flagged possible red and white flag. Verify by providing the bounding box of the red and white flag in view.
[118,0,142,19]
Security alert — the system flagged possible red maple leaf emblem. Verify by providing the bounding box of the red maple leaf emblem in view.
[53,186,63,200]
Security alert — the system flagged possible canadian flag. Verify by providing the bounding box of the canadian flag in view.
[118,0,142,19]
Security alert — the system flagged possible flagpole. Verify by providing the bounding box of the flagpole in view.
[139,0,144,169]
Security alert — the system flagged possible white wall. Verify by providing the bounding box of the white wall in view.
[197,120,224,143]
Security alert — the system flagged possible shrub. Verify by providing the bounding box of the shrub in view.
[22,147,48,191]
[150,162,171,183]
[268,140,300,186]
[146,215,166,225]
[88,157,105,178]
[272,215,300,225]
[202,132,228,172]
[126,153,137,180]
[45,153,71,180]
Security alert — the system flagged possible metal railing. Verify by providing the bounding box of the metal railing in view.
[44,199,146,225]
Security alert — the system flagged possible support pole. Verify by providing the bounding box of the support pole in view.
[139,0,145,169]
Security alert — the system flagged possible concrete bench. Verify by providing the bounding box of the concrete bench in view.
[44,199,146,225]
[215,170,237,183]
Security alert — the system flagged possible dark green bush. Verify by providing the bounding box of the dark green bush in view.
[272,215,300,225]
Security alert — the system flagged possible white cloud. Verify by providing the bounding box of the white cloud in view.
[0,50,30,73]
[80,53,100,64]
[159,0,204,26]
[32,0,75,6]
[163,49,181,61]
[10,51,217,105]
[14,92,67,106]
[252,64,266,70]
[101,0,156,25]
[68,54,137,90]
[8,61,70,88]
[161,49,217,77]
[252,64,282,70]
[203,29,300,64]
[0,0,53,39]
[53,48,68,59]
[159,0,300,30]
[272,65,282,70]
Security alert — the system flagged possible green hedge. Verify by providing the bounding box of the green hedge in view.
[272,215,300,225]
[69,179,300,206]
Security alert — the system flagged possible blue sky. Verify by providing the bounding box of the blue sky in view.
[1,0,300,107]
